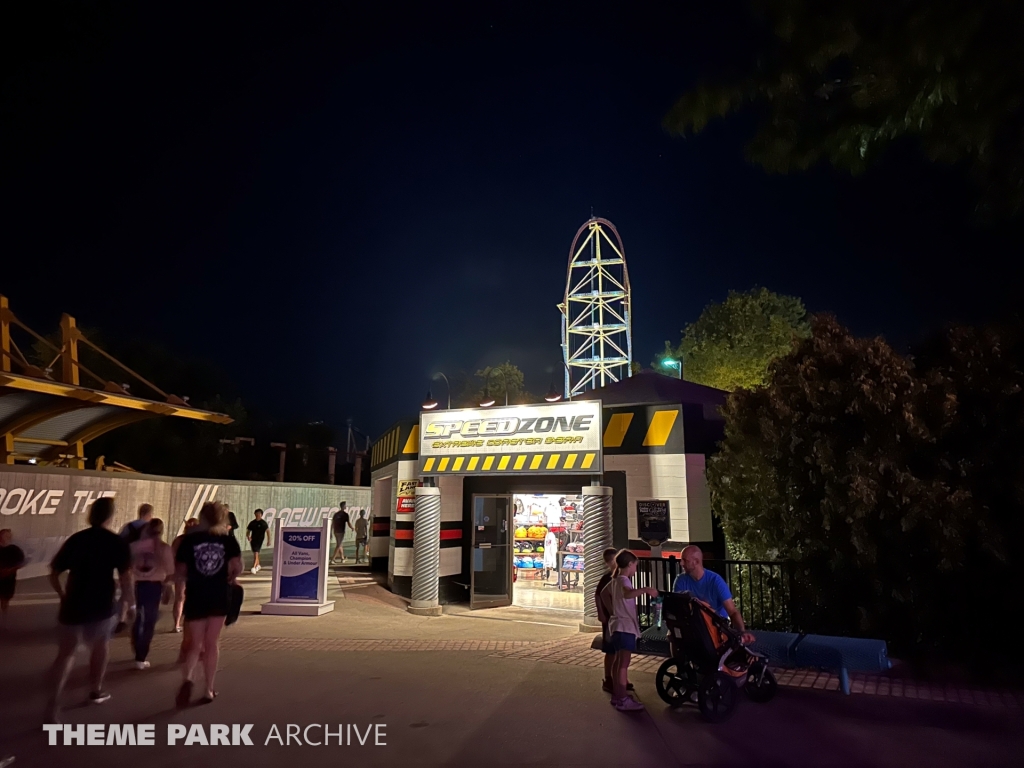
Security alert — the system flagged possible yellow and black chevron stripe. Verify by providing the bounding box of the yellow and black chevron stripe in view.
[602,405,684,454]
[420,450,600,475]
[370,421,420,471]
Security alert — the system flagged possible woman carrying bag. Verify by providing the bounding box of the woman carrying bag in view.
[174,501,242,707]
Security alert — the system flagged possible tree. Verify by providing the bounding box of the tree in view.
[708,313,1022,671]
[665,1,1024,216]
[454,362,536,407]
[660,287,810,391]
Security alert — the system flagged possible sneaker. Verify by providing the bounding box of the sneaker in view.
[251,566,257,574]
[134,660,151,670]
[255,565,261,572]
[614,696,645,712]
[89,691,111,705]
[1,755,16,768]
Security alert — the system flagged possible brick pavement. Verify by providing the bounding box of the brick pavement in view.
[149,635,534,652]
[489,634,1024,709]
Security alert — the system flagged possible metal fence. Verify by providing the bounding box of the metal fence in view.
[633,557,793,632]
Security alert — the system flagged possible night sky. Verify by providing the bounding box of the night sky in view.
[3,3,1022,439]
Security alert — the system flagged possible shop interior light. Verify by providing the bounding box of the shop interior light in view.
[544,383,562,402]
[422,390,439,410]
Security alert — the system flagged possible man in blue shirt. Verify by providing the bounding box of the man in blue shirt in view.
[672,545,755,644]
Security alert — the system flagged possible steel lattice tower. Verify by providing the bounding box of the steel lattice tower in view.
[559,217,632,398]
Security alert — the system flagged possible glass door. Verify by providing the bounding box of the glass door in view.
[470,495,512,609]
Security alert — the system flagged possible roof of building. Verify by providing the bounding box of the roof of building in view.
[575,369,727,413]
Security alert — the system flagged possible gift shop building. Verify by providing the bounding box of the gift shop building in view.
[369,372,726,623]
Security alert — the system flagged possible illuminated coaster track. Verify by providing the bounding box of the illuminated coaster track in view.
[558,217,632,398]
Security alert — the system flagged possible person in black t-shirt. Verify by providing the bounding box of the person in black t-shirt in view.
[330,502,353,564]
[174,500,242,708]
[47,497,133,719]
[245,509,269,574]
[226,505,239,539]
[0,528,26,626]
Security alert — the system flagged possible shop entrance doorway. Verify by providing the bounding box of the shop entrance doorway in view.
[470,494,512,609]
[512,493,585,613]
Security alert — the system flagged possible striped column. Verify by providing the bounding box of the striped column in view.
[581,485,613,630]
[408,486,443,616]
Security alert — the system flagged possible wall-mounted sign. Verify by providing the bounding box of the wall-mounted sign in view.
[396,479,418,513]
[636,499,670,546]
[418,401,603,475]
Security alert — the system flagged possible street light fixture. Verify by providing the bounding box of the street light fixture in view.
[662,358,682,379]
[544,383,562,402]
[432,372,451,409]
[479,368,509,408]
[422,390,439,410]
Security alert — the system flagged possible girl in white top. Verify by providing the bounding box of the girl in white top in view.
[129,519,175,669]
[600,549,658,711]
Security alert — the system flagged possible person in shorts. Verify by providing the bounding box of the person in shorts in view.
[0,529,26,627]
[330,502,352,564]
[353,510,369,564]
[246,509,269,573]
[47,497,133,720]
[595,547,635,694]
[600,550,658,712]
[174,501,242,708]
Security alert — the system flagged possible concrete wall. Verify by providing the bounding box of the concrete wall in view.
[0,465,370,578]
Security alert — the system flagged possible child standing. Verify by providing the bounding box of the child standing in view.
[596,547,634,694]
[600,550,658,711]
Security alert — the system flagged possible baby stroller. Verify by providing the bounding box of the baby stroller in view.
[654,590,777,721]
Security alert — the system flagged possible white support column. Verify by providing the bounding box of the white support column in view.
[581,485,613,631]
[408,486,443,616]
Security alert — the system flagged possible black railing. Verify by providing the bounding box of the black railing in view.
[633,558,793,632]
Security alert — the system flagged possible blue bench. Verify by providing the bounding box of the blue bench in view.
[751,631,891,694]
[638,626,891,695]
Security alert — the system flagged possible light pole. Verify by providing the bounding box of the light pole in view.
[422,372,452,410]
[480,368,509,407]
[662,358,682,379]
[434,372,451,409]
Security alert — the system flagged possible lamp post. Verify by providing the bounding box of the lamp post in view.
[662,358,682,379]
[480,368,509,407]
[433,372,451,409]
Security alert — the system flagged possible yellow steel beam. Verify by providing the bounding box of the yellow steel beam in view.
[0,372,232,424]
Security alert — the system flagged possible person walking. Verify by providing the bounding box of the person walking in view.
[245,509,269,573]
[353,510,369,564]
[330,502,352,564]
[174,501,242,707]
[46,497,133,721]
[129,519,175,670]
[225,505,239,539]
[171,518,200,633]
[0,529,26,628]
[119,504,154,544]
[600,550,658,712]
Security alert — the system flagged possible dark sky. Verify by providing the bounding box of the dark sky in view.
[3,2,1021,439]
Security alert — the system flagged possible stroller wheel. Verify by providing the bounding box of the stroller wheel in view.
[655,658,698,707]
[744,663,778,703]
[697,672,738,722]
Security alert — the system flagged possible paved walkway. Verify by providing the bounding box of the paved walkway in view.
[1,571,1022,767]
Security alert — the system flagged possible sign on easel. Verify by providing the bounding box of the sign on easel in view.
[261,518,335,616]
[637,499,671,557]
